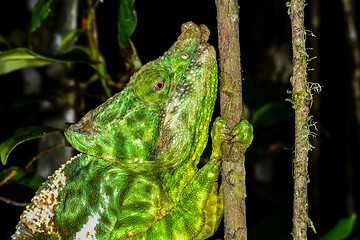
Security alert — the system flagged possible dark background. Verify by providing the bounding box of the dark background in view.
[1,0,359,239]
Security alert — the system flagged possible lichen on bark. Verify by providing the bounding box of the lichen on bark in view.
[288,0,317,239]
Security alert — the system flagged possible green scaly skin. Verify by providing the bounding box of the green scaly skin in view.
[13,22,253,240]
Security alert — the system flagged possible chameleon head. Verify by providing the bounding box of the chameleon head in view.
[65,22,217,170]
[154,22,218,167]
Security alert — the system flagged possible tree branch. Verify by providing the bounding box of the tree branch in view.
[216,0,247,239]
[288,0,316,239]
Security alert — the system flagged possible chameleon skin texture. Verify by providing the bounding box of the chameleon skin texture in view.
[13,22,225,240]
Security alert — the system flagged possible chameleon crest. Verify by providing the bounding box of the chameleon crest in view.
[13,22,253,240]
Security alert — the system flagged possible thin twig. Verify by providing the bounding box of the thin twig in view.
[0,169,20,187]
[25,143,67,170]
[0,144,65,189]
[86,0,111,97]
[0,196,29,207]
[87,0,100,58]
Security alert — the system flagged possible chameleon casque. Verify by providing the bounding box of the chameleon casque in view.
[13,22,253,240]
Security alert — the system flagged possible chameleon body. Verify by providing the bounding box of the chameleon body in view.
[13,22,253,240]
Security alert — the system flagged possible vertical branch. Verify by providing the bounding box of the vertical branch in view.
[288,0,315,239]
[215,0,247,239]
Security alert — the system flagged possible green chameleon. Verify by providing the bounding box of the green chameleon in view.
[13,22,253,240]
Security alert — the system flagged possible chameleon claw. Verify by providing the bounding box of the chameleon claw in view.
[232,119,253,149]
[212,117,253,149]
[215,158,223,167]
[211,117,227,146]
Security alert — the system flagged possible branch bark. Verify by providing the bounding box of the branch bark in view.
[215,0,247,239]
[288,0,315,239]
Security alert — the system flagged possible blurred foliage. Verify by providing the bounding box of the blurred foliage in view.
[0,0,139,207]
[319,214,357,240]
[30,0,53,32]
[0,166,44,190]
[0,48,94,74]
[117,0,141,74]
[0,125,62,165]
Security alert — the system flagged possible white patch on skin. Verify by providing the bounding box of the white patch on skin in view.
[133,139,141,145]
[181,54,189,60]
[75,214,101,239]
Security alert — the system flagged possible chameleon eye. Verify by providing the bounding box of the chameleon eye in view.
[135,68,170,103]
[153,81,164,92]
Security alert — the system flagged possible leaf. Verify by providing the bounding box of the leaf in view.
[31,0,54,32]
[0,48,95,75]
[0,166,44,189]
[251,101,294,130]
[319,214,357,240]
[117,0,141,73]
[0,126,62,165]
[118,0,137,53]
[0,48,50,74]
[33,48,94,63]
[59,29,85,50]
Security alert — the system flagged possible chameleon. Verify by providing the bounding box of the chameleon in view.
[13,21,253,240]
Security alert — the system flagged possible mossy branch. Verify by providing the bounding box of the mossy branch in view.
[288,0,317,239]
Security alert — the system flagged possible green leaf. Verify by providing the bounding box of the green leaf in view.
[0,48,95,75]
[118,0,137,53]
[117,0,142,73]
[31,0,53,32]
[0,166,44,189]
[59,29,85,50]
[32,48,94,63]
[0,48,50,74]
[319,214,357,240]
[0,126,62,165]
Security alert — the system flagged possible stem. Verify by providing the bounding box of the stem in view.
[86,0,112,97]
[215,0,247,239]
[0,169,20,187]
[87,0,100,58]
[0,196,29,207]
[26,143,67,170]
[288,0,315,239]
